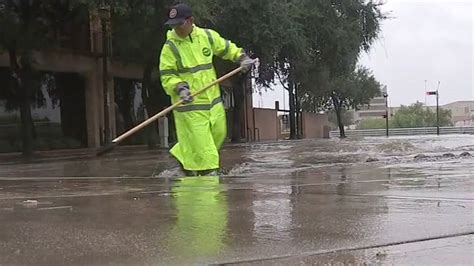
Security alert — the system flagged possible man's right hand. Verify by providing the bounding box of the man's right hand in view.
[176,82,193,104]
[239,54,255,73]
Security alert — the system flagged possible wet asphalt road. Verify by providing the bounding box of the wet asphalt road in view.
[0,136,473,265]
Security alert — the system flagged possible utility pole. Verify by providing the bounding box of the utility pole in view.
[295,83,302,139]
[424,80,428,131]
[99,3,111,144]
[383,92,389,137]
[424,80,427,106]
[436,81,440,135]
[426,83,440,136]
[288,80,296,139]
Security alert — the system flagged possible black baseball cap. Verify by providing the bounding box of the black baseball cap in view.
[165,4,193,26]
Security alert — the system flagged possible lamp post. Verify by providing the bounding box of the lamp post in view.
[383,92,389,137]
[426,82,440,136]
[436,82,440,135]
[99,3,111,144]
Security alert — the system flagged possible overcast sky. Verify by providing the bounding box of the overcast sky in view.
[253,0,473,109]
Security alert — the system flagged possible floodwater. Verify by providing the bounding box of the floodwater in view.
[0,135,473,265]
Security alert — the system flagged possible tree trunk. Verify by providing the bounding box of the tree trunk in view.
[335,108,346,138]
[231,75,246,143]
[295,83,302,139]
[9,49,34,156]
[332,96,346,139]
[288,81,296,140]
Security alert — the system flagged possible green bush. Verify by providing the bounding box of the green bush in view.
[357,118,392,129]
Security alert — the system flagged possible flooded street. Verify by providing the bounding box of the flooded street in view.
[0,135,473,265]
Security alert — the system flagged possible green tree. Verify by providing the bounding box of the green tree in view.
[392,102,452,128]
[203,0,306,140]
[297,0,386,138]
[300,66,382,137]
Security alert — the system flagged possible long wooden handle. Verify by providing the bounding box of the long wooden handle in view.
[112,66,243,144]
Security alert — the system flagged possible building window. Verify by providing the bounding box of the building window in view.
[465,107,470,114]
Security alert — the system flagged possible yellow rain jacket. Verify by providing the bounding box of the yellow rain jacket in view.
[159,25,243,171]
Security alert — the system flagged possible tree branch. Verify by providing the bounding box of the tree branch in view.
[275,70,290,91]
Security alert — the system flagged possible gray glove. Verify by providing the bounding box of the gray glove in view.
[239,54,255,73]
[176,82,193,104]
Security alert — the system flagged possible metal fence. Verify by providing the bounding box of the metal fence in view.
[330,127,474,138]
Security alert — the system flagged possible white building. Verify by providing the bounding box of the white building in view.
[353,85,388,122]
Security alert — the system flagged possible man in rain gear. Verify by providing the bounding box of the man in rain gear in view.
[159,3,254,176]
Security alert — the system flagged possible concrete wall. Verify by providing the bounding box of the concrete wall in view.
[253,108,278,141]
[302,112,330,139]
[243,79,255,141]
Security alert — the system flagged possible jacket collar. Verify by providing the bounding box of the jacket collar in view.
[167,24,199,42]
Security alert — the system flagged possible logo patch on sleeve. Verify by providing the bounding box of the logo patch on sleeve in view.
[202,47,211,57]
